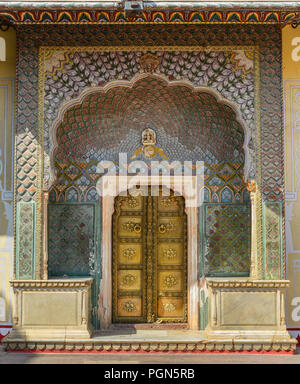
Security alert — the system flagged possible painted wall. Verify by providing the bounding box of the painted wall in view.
[0,27,15,340]
[282,25,300,344]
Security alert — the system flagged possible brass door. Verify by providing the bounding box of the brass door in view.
[112,188,187,323]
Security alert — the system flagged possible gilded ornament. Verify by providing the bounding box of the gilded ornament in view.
[123,301,136,312]
[126,196,139,208]
[162,302,176,312]
[158,222,176,234]
[163,248,177,260]
[130,126,168,160]
[122,221,141,233]
[123,248,136,260]
[140,53,159,73]
[163,274,178,288]
[160,196,175,207]
[122,274,137,287]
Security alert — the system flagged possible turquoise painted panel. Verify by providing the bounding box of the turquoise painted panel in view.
[48,203,96,277]
[48,202,101,329]
[201,203,251,276]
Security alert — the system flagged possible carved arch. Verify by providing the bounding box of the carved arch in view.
[48,73,251,188]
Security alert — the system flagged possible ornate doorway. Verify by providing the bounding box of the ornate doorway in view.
[112,188,187,324]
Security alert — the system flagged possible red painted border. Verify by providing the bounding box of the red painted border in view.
[6,349,295,355]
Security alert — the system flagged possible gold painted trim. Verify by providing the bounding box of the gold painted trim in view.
[39,45,258,53]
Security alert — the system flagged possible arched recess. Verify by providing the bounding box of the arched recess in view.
[48,73,251,188]
[46,73,252,328]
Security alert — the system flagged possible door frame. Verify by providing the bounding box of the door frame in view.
[98,175,199,330]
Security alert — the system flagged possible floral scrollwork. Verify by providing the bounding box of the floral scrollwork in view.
[162,303,177,312]
[123,301,136,312]
[163,274,178,288]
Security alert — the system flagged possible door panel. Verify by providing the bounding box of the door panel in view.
[155,192,187,323]
[119,243,142,265]
[112,189,187,324]
[118,269,142,291]
[157,243,183,266]
[113,194,146,323]
[118,296,143,318]
[157,297,185,318]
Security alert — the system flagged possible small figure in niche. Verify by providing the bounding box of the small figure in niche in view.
[130,126,168,160]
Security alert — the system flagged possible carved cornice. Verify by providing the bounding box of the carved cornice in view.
[10,279,94,289]
[0,9,299,25]
[206,279,290,289]
[1,340,297,353]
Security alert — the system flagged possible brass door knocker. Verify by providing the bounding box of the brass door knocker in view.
[134,223,142,234]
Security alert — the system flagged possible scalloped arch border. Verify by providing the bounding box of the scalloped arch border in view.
[48,71,252,187]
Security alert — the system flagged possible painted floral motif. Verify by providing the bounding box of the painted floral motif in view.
[123,301,136,312]
[121,274,137,287]
[231,50,254,74]
[123,248,136,260]
[122,221,141,233]
[17,202,35,278]
[44,51,70,78]
[126,196,139,208]
[162,303,177,312]
[159,222,176,234]
[160,196,176,207]
[163,274,178,288]
[163,248,177,260]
